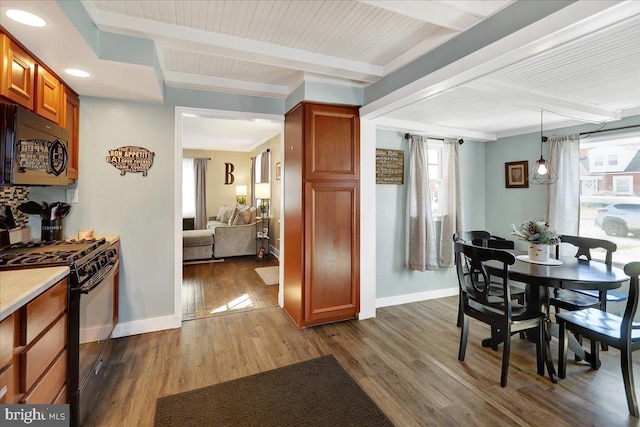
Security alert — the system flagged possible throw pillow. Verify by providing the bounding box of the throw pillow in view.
[218,205,234,223]
[233,210,247,226]
[248,207,257,224]
[228,207,239,225]
[240,206,252,224]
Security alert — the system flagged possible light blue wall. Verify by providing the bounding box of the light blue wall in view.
[485,115,640,247]
[375,129,486,299]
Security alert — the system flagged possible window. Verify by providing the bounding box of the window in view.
[579,133,640,263]
[182,158,195,218]
[613,175,632,194]
[427,143,443,216]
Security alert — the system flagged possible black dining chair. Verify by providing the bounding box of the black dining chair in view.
[558,261,640,417]
[453,231,525,329]
[455,242,545,387]
[550,235,626,353]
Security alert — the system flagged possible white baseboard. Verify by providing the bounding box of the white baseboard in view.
[269,245,280,259]
[112,314,181,338]
[376,287,458,308]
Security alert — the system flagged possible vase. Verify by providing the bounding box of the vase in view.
[528,242,549,262]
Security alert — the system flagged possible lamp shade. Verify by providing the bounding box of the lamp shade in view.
[255,183,271,199]
[236,185,247,196]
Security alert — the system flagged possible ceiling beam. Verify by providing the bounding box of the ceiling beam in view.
[361,0,483,31]
[374,117,497,142]
[452,79,621,123]
[165,72,290,99]
[83,4,383,83]
[361,1,636,119]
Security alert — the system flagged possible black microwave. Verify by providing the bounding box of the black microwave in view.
[0,103,69,186]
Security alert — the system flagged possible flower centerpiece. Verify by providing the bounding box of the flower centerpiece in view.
[511,220,560,262]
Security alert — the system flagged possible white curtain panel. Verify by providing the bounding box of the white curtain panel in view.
[194,158,208,229]
[406,135,438,271]
[439,138,464,267]
[546,134,580,236]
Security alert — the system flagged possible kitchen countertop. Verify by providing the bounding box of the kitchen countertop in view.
[0,266,70,322]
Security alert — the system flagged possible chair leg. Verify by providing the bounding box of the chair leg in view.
[457,292,463,327]
[590,338,600,370]
[491,326,500,351]
[558,320,568,379]
[500,325,511,387]
[536,322,544,376]
[621,346,639,417]
[600,297,609,352]
[458,315,469,361]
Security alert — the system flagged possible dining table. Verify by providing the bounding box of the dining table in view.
[483,251,629,383]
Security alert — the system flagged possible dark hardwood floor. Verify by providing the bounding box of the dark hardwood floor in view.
[87,295,640,426]
[182,255,279,321]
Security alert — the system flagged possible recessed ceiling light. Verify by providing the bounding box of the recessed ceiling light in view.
[5,9,46,27]
[65,69,90,78]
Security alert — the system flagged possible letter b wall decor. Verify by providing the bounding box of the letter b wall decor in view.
[225,163,235,184]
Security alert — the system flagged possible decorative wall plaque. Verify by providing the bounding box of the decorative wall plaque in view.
[106,146,155,176]
[376,149,404,184]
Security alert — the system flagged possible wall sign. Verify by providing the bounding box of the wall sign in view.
[376,149,404,184]
[106,146,155,176]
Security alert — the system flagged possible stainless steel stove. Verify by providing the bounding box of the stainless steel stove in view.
[0,237,119,426]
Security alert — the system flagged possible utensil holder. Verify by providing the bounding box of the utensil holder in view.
[42,219,63,241]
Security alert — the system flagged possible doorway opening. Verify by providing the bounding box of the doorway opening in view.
[175,107,285,322]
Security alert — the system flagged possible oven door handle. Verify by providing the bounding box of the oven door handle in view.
[74,260,117,294]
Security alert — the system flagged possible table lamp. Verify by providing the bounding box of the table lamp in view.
[236,185,247,205]
[255,183,270,216]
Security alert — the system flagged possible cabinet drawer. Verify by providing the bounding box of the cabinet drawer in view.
[0,313,15,367]
[20,314,66,392]
[21,279,67,346]
[22,350,67,404]
[0,364,16,404]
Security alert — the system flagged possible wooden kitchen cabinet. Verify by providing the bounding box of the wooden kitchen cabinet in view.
[283,102,360,327]
[0,34,35,110]
[0,277,68,405]
[35,65,62,124]
[61,86,80,181]
[0,314,17,404]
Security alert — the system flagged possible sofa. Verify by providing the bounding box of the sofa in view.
[182,205,260,261]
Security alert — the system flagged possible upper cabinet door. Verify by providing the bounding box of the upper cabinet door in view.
[35,66,61,123]
[304,104,359,181]
[0,35,35,110]
[61,86,79,182]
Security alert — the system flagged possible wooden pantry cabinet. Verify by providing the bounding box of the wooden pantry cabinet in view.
[0,278,68,405]
[283,102,360,327]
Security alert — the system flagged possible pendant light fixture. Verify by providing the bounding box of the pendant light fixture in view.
[528,110,558,185]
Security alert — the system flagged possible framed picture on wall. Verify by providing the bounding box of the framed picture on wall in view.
[276,162,281,180]
[505,160,529,188]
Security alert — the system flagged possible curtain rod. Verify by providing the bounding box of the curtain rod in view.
[404,133,464,145]
[185,157,211,160]
[541,124,640,142]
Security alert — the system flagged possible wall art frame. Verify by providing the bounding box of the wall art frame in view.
[505,160,529,188]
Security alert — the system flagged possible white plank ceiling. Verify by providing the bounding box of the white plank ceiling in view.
[1,0,639,149]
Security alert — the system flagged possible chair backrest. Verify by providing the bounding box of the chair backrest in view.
[453,231,515,249]
[488,235,515,250]
[453,231,491,247]
[454,241,516,315]
[556,235,617,266]
[622,262,640,340]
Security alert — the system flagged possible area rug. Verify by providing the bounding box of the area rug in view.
[154,354,394,427]
[255,266,279,285]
